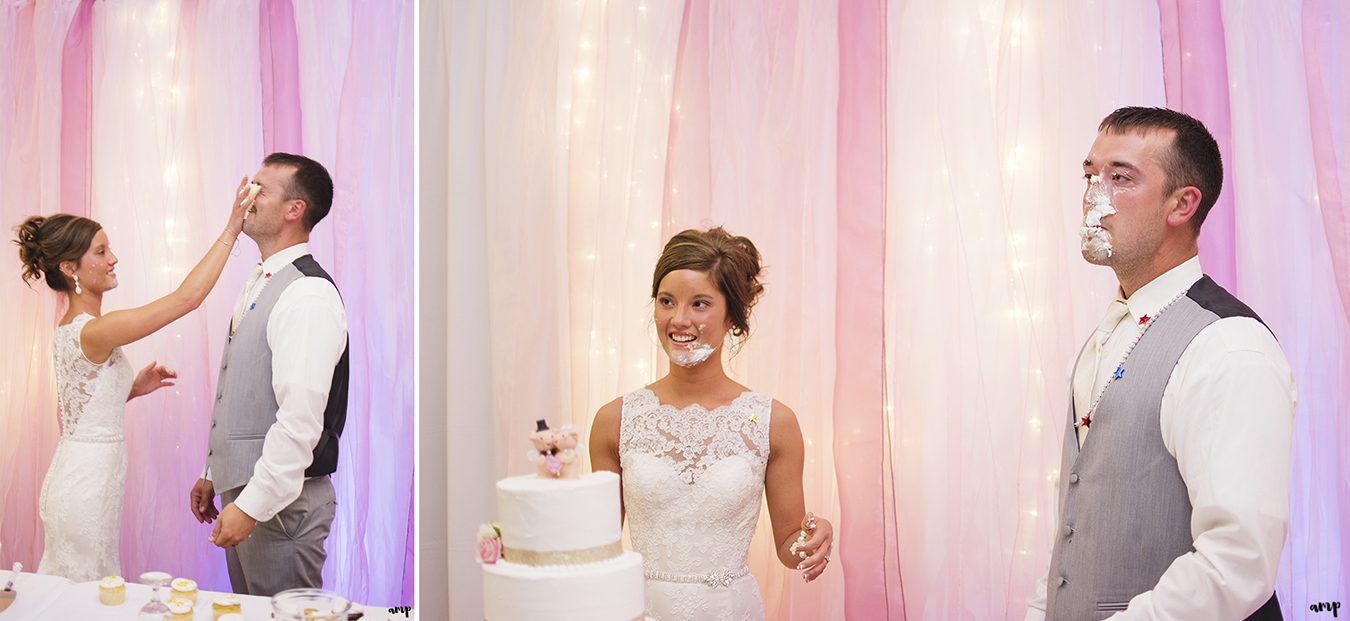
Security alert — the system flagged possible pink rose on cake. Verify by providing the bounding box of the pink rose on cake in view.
[476,523,504,564]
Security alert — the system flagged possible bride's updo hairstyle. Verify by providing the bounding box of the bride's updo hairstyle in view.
[651,226,765,339]
[15,214,103,293]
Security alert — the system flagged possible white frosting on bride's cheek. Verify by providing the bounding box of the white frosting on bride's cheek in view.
[671,342,714,367]
[669,323,715,367]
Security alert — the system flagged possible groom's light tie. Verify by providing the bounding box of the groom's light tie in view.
[230,262,266,336]
[1073,299,1130,443]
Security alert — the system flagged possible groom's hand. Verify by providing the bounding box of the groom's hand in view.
[209,503,258,548]
[189,478,219,524]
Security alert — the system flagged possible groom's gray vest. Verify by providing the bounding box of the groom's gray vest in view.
[207,255,350,494]
[1046,276,1281,620]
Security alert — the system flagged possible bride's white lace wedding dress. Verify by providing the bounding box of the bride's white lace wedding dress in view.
[620,386,772,621]
[37,313,132,581]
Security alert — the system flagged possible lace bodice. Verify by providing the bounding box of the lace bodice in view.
[619,387,772,575]
[52,313,132,440]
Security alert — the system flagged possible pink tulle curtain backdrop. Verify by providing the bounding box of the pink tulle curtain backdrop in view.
[0,0,413,605]
[453,0,1347,618]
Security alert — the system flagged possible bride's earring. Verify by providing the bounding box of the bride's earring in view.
[728,335,741,358]
[72,273,82,295]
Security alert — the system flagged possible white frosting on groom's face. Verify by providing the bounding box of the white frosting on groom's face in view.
[1080,129,1180,272]
[1080,174,1117,261]
[242,165,301,241]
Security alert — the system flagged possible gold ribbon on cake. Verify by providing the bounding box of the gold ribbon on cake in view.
[502,540,623,566]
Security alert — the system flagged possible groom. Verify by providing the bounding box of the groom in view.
[1026,108,1296,619]
[189,153,350,596]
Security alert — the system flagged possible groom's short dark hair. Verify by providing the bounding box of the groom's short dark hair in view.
[1098,107,1223,235]
[263,153,334,231]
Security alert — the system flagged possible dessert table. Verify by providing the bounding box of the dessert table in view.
[0,573,407,620]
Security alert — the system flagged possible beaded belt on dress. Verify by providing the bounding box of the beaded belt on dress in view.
[61,434,124,443]
[644,566,750,588]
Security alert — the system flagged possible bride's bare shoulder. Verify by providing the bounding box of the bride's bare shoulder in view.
[591,396,624,436]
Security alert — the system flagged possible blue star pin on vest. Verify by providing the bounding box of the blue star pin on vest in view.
[1113,366,1125,380]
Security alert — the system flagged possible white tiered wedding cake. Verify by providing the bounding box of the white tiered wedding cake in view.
[480,418,648,621]
[479,421,645,621]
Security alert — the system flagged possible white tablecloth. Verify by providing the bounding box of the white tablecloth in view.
[0,572,71,620]
[0,573,406,620]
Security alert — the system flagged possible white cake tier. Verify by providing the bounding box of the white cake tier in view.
[482,551,645,621]
[496,471,621,558]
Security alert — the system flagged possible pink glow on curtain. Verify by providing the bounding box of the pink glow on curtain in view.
[1301,3,1350,585]
[661,0,712,227]
[320,0,416,604]
[835,0,902,619]
[1157,0,1238,292]
[259,0,302,155]
[0,0,67,571]
[58,0,92,217]
[1302,0,1350,326]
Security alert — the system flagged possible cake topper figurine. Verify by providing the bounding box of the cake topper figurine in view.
[529,419,563,477]
[528,419,585,479]
[554,423,583,479]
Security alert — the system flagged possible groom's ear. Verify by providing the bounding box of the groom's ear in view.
[285,199,308,225]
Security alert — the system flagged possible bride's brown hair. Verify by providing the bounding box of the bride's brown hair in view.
[15,214,103,293]
[651,227,765,338]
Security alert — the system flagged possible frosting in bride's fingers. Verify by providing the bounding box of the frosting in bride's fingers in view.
[798,551,827,570]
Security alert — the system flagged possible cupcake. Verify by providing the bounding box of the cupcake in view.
[211,594,243,619]
[169,577,198,604]
[166,597,194,619]
[98,576,126,605]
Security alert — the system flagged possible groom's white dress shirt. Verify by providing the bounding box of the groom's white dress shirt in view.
[1027,257,1296,620]
[205,242,347,523]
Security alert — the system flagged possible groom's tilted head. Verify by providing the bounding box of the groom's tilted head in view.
[254,153,335,235]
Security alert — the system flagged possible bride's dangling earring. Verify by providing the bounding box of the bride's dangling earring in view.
[72,273,82,295]
[728,334,741,358]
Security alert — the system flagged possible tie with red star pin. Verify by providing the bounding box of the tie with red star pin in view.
[1079,413,1092,429]
[1138,314,1150,325]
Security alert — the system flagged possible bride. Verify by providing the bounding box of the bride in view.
[14,180,250,580]
[590,227,835,620]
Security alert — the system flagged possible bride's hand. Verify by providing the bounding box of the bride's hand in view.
[794,512,834,583]
[128,361,177,401]
[223,176,252,240]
